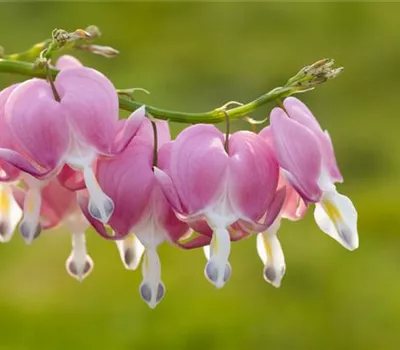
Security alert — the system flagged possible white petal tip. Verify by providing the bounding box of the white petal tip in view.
[88,197,114,224]
[66,255,94,282]
[0,221,13,243]
[263,265,285,288]
[19,221,41,245]
[204,261,231,288]
[139,282,165,309]
[122,247,141,270]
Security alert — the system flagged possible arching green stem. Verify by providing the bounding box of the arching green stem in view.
[0,58,341,125]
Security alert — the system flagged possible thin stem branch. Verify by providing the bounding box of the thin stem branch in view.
[0,58,340,125]
[151,120,158,168]
[46,64,60,102]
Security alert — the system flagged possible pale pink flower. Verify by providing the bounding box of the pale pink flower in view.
[270,97,358,251]
[79,120,189,308]
[0,62,145,232]
[155,124,281,288]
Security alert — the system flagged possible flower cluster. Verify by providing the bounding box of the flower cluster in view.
[0,55,358,308]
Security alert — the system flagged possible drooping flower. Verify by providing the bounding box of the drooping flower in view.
[254,126,308,287]
[79,119,190,308]
[0,63,145,229]
[13,179,93,281]
[270,97,358,251]
[155,124,281,288]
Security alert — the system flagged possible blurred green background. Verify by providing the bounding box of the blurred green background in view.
[1,2,400,349]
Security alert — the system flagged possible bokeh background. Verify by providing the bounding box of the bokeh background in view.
[0,2,399,349]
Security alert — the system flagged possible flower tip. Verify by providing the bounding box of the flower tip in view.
[139,282,165,309]
[66,255,94,282]
[204,260,231,288]
[340,229,359,251]
[0,221,12,243]
[263,266,285,288]
[19,221,41,245]
[74,29,91,40]
[85,25,102,39]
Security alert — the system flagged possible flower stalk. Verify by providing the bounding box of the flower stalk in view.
[0,25,342,125]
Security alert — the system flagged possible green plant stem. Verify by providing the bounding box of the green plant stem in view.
[0,58,302,124]
[4,40,51,61]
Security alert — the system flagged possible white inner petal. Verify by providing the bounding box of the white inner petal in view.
[203,245,210,260]
[256,217,285,288]
[83,165,114,224]
[65,141,114,224]
[314,189,358,251]
[19,180,42,245]
[66,231,93,281]
[140,248,164,309]
[0,183,22,243]
[116,233,145,270]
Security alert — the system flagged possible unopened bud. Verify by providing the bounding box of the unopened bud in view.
[303,58,334,76]
[85,25,102,40]
[76,44,119,58]
[72,29,91,40]
[288,58,343,89]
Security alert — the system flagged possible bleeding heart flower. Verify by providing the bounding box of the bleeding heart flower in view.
[79,119,189,308]
[155,124,281,288]
[254,126,309,287]
[0,64,145,227]
[270,97,358,251]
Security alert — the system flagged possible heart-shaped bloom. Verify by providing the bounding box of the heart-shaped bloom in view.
[155,124,281,288]
[254,126,308,287]
[13,179,93,281]
[270,97,358,251]
[79,120,189,308]
[0,63,145,229]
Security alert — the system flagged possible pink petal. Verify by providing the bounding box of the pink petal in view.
[56,67,119,154]
[178,232,212,249]
[57,164,85,191]
[169,124,228,214]
[279,177,308,221]
[56,55,83,70]
[284,97,343,184]
[153,167,184,213]
[264,187,287,228]
[228,131,279,222]
[270,107,323,202]
[150,186,189,243]
[5,79,69,171]
[321,131,343,183]
[0,85,20,181]
[283,97,322,133]
[111,106,146,154]
[95,138,155,236]
[136,118,171,149]
[40,180,77,227]
[0,148,53,178]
